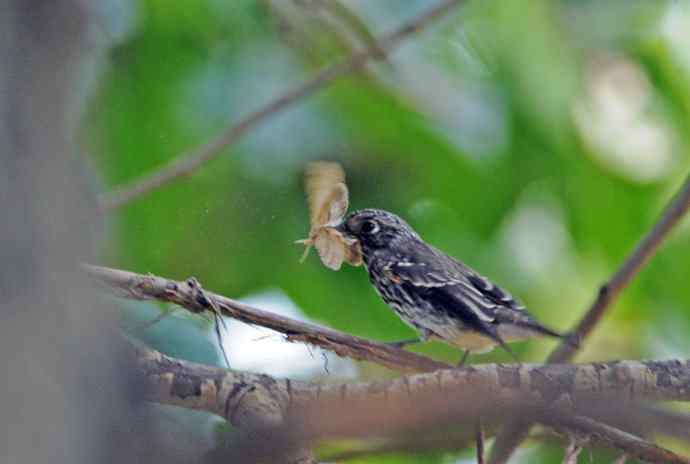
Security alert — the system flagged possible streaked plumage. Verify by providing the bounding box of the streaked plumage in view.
[334,208,571,360]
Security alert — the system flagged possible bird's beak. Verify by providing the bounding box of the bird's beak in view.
[329,221,351,237]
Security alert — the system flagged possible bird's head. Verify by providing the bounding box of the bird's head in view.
[333,208,419,255]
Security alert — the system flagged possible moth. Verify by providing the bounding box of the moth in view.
[296,161,362,270]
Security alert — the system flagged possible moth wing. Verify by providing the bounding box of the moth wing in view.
[305,161,346,227]
[314,229,346,270]
[325,182,349,225]
[342,234,363,266]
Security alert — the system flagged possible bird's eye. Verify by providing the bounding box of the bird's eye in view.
[361,220,379,234]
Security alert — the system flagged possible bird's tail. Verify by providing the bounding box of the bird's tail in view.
[520,322,581,349]
[476,321,519,362]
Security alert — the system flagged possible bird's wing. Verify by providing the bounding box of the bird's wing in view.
[385,246,565,343]
[383,256,496,323]
[384,245,539,326]
[448,259,565,338]
[401,281,514,355]
[460,269,564,337]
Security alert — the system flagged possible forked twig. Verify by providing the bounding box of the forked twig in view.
[489,174,690,464]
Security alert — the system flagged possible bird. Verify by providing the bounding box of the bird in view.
[331,208,575,365]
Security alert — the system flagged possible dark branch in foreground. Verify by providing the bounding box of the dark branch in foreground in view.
[131,340,690,464]
[489,173,690,464]
[97,0,464,211]
[85,264,449,372]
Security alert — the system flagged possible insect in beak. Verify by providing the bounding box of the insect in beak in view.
[330,222,349,235]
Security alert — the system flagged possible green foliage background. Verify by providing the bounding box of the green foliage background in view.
[87,0,690,461]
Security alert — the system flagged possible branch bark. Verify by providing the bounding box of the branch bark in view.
[134,340,314,463]
[85,264,450,372]
[133,339,690,463]
[97,0,464,211]
[489,173,690,464]
[87,262,690,461]
[546,415,690,464]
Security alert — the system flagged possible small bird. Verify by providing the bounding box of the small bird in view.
[332,208,574,364]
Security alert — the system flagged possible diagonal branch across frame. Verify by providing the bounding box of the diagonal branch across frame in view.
[488,174,690,464]
[84,264,450,372]
[97,0,464,211]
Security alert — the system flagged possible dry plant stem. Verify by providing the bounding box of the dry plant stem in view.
[489,174,690,464]
[134,339,690,464]
[85,265,450,372]
[98,0,463,211]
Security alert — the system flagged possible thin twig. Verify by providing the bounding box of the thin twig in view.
[550,174,690,363]
[476,418,485,464]
[544,415,690,464]
[489,174,690,464]
[97,0,463,211]
[85,264,450,372]
[563,436,583,464]
[129,308,175,333]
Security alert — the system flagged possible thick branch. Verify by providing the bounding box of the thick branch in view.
[133,340,314,463]
[489,174,690,464]
[97,0,463,211]
[86,264,450,372]
[133,340,690,463]
[135,343,690,422]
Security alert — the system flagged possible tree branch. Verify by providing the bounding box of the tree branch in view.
[133,339,315,463]
[85,264,450,372]
[489,174,690,464]
[132,339,690,463]
[97,0,464,211]
[550,174,690,363]
[544,415,690,464]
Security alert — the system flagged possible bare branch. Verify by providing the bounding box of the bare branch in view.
[489,174,690,464]
[133,339,690,462]
[562,436,584,464]
[550,174,690,363]
[132,339,315,463]
[134,342,690,418]
[85,264,450,372]
[476,419,485,464]
[97,0,464,211]
[544,415,690,464]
